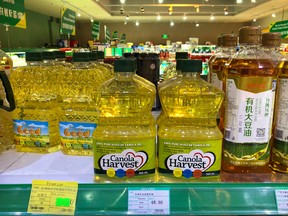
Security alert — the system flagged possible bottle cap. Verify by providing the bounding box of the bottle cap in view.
[72,52,90,62]
[97,51,105,59]
[175,52,188,60]
[88,52,97,61]
[262,32,281,47]
[42,51,55,60]
[180,59,202,73]
[176,59,184,71]
[222,34,238,47]
[239,26,262,44]
[53,51,66,59]
[25,52,43,61]
[114,58,136,72]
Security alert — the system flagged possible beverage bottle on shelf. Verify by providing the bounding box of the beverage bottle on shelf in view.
[59,52,98,156]
[222,26,277,173]
[93,58,156,183]
[0,47,15,151]
[269,36,288,173]
[209,34,238,131]
[158,59,224,182]
[12,52,60,153]
[261,32,284,66]
[208,35,222,82]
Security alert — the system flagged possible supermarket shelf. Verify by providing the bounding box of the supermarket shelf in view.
[1,150,288,215]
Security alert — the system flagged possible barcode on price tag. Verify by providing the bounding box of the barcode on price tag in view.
[275,189,288,213]
[128,188,170,215]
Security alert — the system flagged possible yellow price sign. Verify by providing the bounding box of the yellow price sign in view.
[28,180,78,215]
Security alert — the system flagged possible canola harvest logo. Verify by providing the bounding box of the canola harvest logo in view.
[166,150,216,172]
[99,149,148,171]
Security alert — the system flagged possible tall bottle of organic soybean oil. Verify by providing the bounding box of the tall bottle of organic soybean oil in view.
[222,26,277,173]
[93,58,156,183]
[158,59,224,182]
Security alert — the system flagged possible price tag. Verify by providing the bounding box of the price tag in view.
[275,189,288,213]
[128,187,170,215]
[27,180,78,215]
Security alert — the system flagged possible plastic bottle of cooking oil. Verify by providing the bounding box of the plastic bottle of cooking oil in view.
[0,47,15,152]
[269,36,288,173]
[158,59,224,182]
[222,26,277,173]
[93,58,156,183]
[12,52,60,153]
[59,52,97,156]
[209,34,237,131]
[208,35,223,82]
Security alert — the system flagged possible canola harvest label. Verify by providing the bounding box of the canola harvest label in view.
[60,121,96,150]
[158,139,222,178]
[93,139,155,178]
[13,119,49,147]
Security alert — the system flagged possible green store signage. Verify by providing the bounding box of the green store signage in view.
[92,21,100,40]
[270,20,288,38]
[60,8,76,35]
[0,0,26,28]
[120,33,126,43]
[104,25,110,42]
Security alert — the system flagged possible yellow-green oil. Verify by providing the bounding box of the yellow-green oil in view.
[93,58,156,183]
[158,59,224,182]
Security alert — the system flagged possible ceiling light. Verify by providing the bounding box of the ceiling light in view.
[120,8,124,15]
[77,13,81,17]
[272,13,276,17]
[120,0,125,3]
[90,18,94,22]
[196,23,199,27]
[251,0,256,2]
[126,15,129,20]
[135,21,139,26]
[157,14,161,20]
[196,6,199,13]
[183,14,187,20]
[236,0,243,3]
[253,18,257,22]
[224,8,228,15]
[158,0,164,3]
[170,21,174,26]
[210,14,215,20]
[124,21,127,25]
[140,6,144,13]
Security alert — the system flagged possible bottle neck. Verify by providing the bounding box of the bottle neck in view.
[115,72,135,80]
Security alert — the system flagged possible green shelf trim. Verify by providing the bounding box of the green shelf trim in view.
[0,182,287,215]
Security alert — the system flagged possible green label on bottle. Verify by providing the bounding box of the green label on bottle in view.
[13,119,49,147]
[158,139,222,178]
[93,138,155,178]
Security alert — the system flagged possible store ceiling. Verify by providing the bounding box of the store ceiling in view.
[25,0,288,23]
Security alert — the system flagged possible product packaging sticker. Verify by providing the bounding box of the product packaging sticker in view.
[158,139,222,178]
[275,189,288,213]
[210,72,223,90]
[13,119,49,147]
[128,187,170,215]
[94,138,155,178]
[27,180,78,215]
[60,121,97,150]
[225,77,276,143]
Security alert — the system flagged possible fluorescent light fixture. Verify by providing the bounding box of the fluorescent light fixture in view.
[120,0,125,4]
[196,7,199,13]
[158,0,164,3]
[236,0,243,3]
[251,0,256,2]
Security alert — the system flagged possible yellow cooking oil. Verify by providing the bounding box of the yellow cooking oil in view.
[93,58,156,183]
[12,52,60,153]
[158,59,224,182]
[59,52,98,156]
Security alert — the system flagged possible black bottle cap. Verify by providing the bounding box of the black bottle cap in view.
[72,52,90,62]
[25,52,43,61]
[89,52,97,61]
[114,58,136,72]
[97,51,105,59]
[175,52,188,60]
[180,59,202,73]
[53,51,66,59]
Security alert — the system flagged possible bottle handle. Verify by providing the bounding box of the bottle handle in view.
[0,70,15,112]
